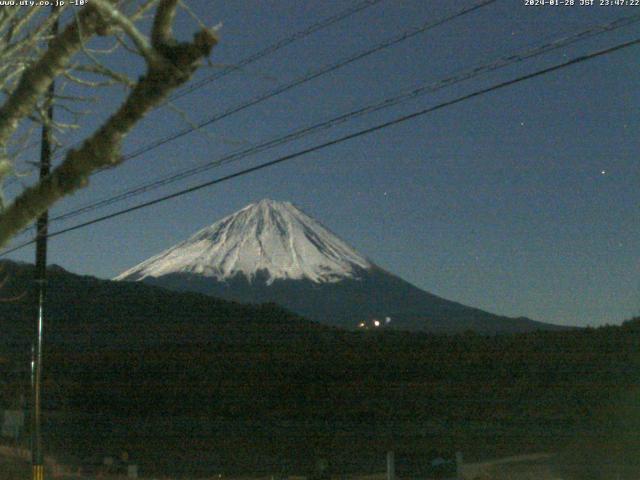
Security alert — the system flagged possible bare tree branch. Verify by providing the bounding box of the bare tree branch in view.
[71,64,135,87]
[91,0,161,65]
[0,4,218,247]
[0,6,103,151]
[129,0,161,21]
[151,0,178,48]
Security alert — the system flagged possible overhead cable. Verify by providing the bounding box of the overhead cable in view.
[48,12,640,224]
[2,34,638,257]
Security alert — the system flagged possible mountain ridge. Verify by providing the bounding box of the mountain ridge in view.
[116,199,371,285]
[117,199,566,334]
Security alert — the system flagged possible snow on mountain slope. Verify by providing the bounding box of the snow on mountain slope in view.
[115,199,372,284]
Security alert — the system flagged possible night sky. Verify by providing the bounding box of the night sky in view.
[3,0,638,327]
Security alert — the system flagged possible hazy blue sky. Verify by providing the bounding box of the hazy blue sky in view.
[3,0,639,327]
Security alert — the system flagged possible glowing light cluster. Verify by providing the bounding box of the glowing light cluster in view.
[357,317,392,329]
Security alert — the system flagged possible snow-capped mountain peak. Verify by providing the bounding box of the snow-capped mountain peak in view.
[115,199,372,284]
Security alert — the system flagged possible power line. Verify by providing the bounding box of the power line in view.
[3,0,385,182]
[46,12,640,225]
[103,0,499,167]
[2,34,638,258]
[166,0,387,104]
[6,0,498,212]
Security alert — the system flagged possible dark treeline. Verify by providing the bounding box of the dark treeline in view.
[44,323,640,477]
[0,260,639,478]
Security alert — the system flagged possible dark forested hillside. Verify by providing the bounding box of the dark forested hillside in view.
[140,266,564,334]
[0,260,639,479]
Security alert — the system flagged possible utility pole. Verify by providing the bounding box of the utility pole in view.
[32,8,57,480]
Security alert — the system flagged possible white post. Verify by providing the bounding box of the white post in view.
[386,450,395,480]
[127,464,138,478]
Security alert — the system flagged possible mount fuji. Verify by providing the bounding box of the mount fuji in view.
[116,199,561,334]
